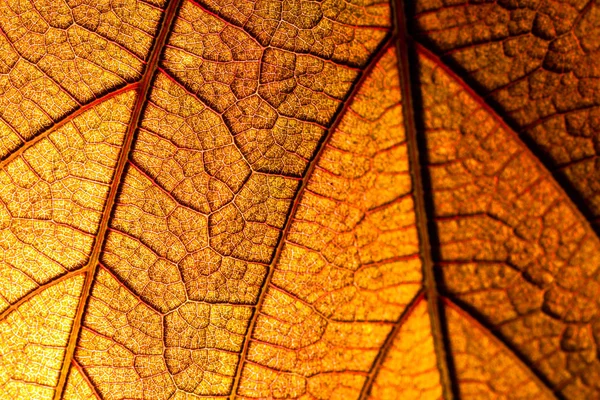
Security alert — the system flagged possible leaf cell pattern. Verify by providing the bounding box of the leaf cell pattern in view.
[0,0,599,399]
[0,276,84,398]
[419,49,600,398]
[368,298,442,400]
[443,300,553,399]
[236,47,422,400]
[0,0,161,149]
[0,91,135,315]
[412,0,600,227]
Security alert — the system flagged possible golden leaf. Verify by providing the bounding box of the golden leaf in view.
[0,0,598,399]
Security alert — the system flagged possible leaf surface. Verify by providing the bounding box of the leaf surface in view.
[411,0,600,227]
[0,0,598,399]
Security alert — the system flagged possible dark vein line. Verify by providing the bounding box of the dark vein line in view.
[0,84,138,169]
[442,296,560,400]
[416,43,580,400]
[416,41,600,237]
[358,290,426,399]
[392,1,455,398]
[227,35,394,399]
[185,0,384,69]
[416,43,600,240]
[0,270,85,322]
[71,359,103,400]
[52,1,184,398]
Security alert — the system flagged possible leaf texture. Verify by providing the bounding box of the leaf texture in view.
[419,46,600,398]
[411,0,600,227]
[0,0,599,399]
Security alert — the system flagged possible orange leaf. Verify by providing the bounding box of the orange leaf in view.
[0,0,597,399]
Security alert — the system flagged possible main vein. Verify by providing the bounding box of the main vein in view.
[53,1,184,397]
[391,0,455,398]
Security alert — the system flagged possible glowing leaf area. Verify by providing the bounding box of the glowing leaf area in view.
[0,0,599,399]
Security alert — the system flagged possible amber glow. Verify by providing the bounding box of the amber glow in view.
[0,0,598,399]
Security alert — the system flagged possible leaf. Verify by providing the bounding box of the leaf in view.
[411,0,600,227]
[0,0,598,399]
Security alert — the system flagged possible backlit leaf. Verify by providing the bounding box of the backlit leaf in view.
[0,0,598,399]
